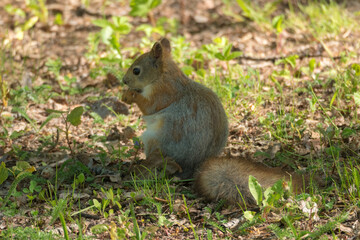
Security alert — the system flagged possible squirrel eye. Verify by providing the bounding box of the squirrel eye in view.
[133,67,141,75]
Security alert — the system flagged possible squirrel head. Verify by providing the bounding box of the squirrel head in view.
[123,38,171,92]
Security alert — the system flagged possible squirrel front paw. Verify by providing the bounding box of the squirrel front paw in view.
[121,89,139,104]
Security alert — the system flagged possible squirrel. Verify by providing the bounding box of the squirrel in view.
[122,38,306,205]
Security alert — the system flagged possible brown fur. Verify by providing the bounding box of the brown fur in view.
[122,38,228,179]
[122,38,308,205]
[195,157,306,206]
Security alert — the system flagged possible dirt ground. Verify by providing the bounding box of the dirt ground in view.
[1,0,360,239]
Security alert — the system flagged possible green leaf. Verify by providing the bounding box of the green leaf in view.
[100,26,113,45]
[92,19,111,28]
[223,44,232,58]
[214,52,225,60]
[309,58,316,73]
[329,90,337,108]
[181,65,194,76]
[93,199,101,209]
[67,106,84,126]
[77,173,85,184]
[243,210,255,221]
[54,13,63,25]
[236,0,251,17]
[272,14,284,33]
[50,198,67,225]
[29,180,37,192]
[111,16,132,34]
[285,55,298,69]
[12,161,32,172]
[130,0,162,17]
[342,127,356,138]
[353,168,360,189]
[351,63,360,76]
[22,16,39,31]
[40,113,61,130]
[0,162,9,185]
[4,4,26,18]
[354,92,360,106]
[227,51,243,60]
[45,109,67,114]
[248,175,263,206]
[13,107,38,132]
[90,224,109,234]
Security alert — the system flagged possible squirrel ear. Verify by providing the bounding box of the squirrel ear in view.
[159,38,171,53]
[151,42,163,59]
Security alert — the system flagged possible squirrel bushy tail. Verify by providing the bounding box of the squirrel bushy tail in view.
[195,156,306,206]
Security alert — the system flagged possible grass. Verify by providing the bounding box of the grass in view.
[0,0,360,239]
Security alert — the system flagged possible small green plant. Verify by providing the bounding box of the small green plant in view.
[235,0,280,30]
[22,180,42,206]
[50,198,70,240]
[44,106,85,155]
[182,195,198,239]
[92,198,112,218]
[130,0,162,26]
[4,0,48,40]
[90,16,132,59]
[1,161,36,208]
[287,0,355,39]
[46,58,84,95]
[91,187,121,218]
[0,226,60,239]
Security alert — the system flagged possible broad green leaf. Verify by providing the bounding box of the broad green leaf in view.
[12,161,33,172]
[92,19,111,28]
[0,162,9,185]
[93,199,101,209]
[223,44,232,59]
[67,106,84,126]
[214,52,225,60]
[90,224,109,234]
[227,51,243,60]
[248,175,263,206]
